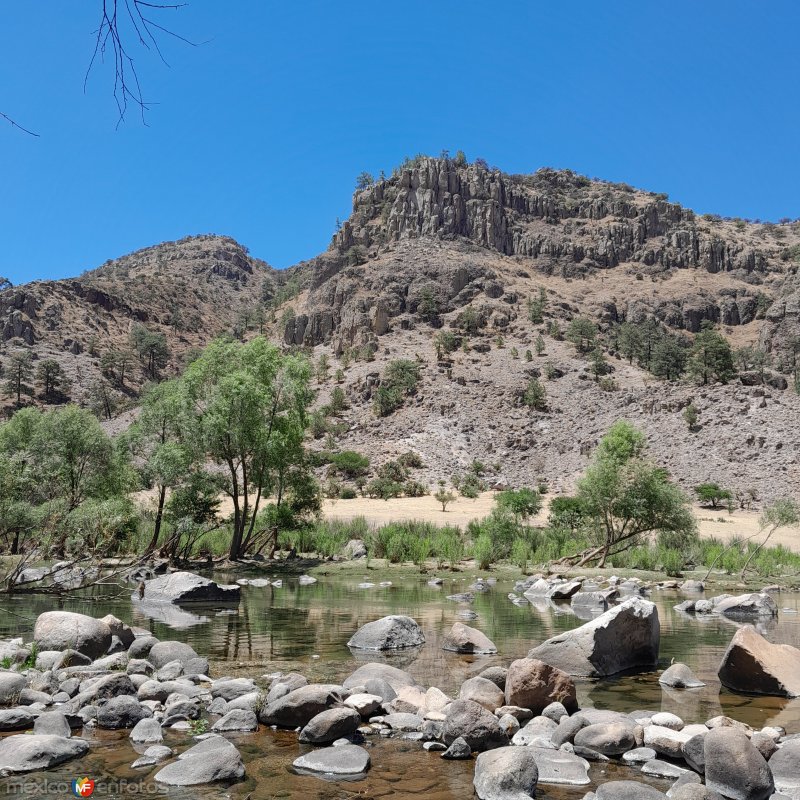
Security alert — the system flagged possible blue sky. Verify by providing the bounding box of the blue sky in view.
[2,1,799,285]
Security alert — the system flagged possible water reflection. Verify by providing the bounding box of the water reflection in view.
[1,574,799,798]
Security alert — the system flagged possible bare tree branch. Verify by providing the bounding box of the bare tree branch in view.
[85,0,197,127]
[0,111,39,137]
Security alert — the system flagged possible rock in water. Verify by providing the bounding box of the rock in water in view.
[703,727,774,800]
[528,596,659,677]
[769,738,800,797]
[0,734,89,774]
[292,744,370,776]
[33,611,112,659]
[442,622,497,654]
[595,781,667,799]
[443,700,508,751]
[504,658,578,714]
[473,746,538,800]
[298,708,360,744]
[347,615,424,650]
[658,662,706,689]
[154,736,245,786]
[135,571,240,605]
[718,624,800,697]
[259,684,344,727]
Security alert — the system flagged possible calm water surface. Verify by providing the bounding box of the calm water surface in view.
[1,570,799,799]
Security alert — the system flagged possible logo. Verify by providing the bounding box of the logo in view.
[72,777,95,797]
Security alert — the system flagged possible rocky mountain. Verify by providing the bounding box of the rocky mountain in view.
[4,156,800,499]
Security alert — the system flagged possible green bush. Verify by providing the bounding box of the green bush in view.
[340,487,357,499]
[366,477,403,500]
[331,450,370,478]
[404,480,428,497]
[511,537,532,571]
[397,451,424,469]
[472,533,495,569]
[374,360,421,416]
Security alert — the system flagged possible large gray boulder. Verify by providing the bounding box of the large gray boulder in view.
[574,721,637,756]
[154,736,245,786]
[529,747,590,785]
[504,658,578,715]
[595,781,666,799]
[347,615,424,650]
[0,734,89,774]
[0,673,27,705]
[473,746,538,800]
[211,708,258,732]
[0,708,35,731]
[769,739,800,797]
[659,662,706,689]
[528,597,659,677]
[130,717,164,743]
[259,684,344,727]
[298,707,360,744]
[458,677,505,712]
[96,696,152,729]
[718,625,800,697]
[33,611,112,659]
[292,744,370,776]
[714,593,778,619]
[443,699,508,751]
[703,727,774,800]
[33,711,72,738]
[147,641,201,670]
[442,622,497,654]
[137,571,240,605]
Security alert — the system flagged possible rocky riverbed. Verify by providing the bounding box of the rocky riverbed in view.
[0,569,799,798]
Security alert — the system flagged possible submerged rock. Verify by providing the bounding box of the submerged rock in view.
[659,662,706,689]
[528,597,659,677]
[292,744,370,776]
[0,734,89,774]
[154,736,245,786]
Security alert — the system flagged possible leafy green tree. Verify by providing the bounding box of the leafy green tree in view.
[100,348,136,388]
[36,359,70,399]
[535,334,545,356]
[686,322,735,385]
[457,306,481,335]
[4,351,33,405]
[130,325,170,381]
[129,381,196,552]
[355,171,374,190]
[434,481,456,512]
[741,499,800,577]
[589,348,608,380]
[316,353,330,382]
[495,488,542,522]
[683,402,698,430]
[735,346,769,380]
[182,337,314,560]
[374,359,421,416]
[650,336,687,380]
[566,317,597,353]
[695,482,733,509]
[434,330,458,360]
[418,287,437,320]
[616,322,642,364]
[637,318,663,370]
[575,421,696,566]
[523,377,547,411]
[331,450,370,479]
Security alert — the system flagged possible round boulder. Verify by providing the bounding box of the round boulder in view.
[347,615,424,650]
[33,612,111,660]
[473,746,538,800]
[504,658,578,715]
[442,622,497,655]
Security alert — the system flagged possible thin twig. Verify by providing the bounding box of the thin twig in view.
[0,111,39,137]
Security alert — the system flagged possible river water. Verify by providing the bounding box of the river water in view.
[1,571,798,799]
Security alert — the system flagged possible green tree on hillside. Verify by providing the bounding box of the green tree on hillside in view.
[575,421,696,567]
[686,322,735,385]
[4,351,33,405]
[36,359,70,400]
[566,317,597,353]
[131,325,170,381]
[182,337,316,560]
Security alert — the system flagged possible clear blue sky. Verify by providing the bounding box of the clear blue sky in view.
[2,1,799,285]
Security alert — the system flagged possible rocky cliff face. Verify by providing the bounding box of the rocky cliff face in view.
[282,158,796,352]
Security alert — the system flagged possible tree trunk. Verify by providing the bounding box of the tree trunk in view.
[147,485,167,552]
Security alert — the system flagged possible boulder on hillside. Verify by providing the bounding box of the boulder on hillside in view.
[442,622,497,654]
[347,615,425,650]
[718,625,800,697]
[504,658,578,715]
[33,611,112,660]
[528,597,659,677]
[135,571,240,606]
[473,746,538,800]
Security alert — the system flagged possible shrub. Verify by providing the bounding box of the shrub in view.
[378,460,409,482]
[330,386,347,413]
[432,526,464,569]
[511,537,532,571]
[340,486,357,500]
[459,472,484,498]
[397,451,424,469]
[695,483,733,508]
[332,450,370,478]
[366,478,404,500]
[472,533,495,569]
[404,480,428,497]
[523,378,547,411]
[496,489,542,521]
[374,360,421,416]
[434,482,456,511]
